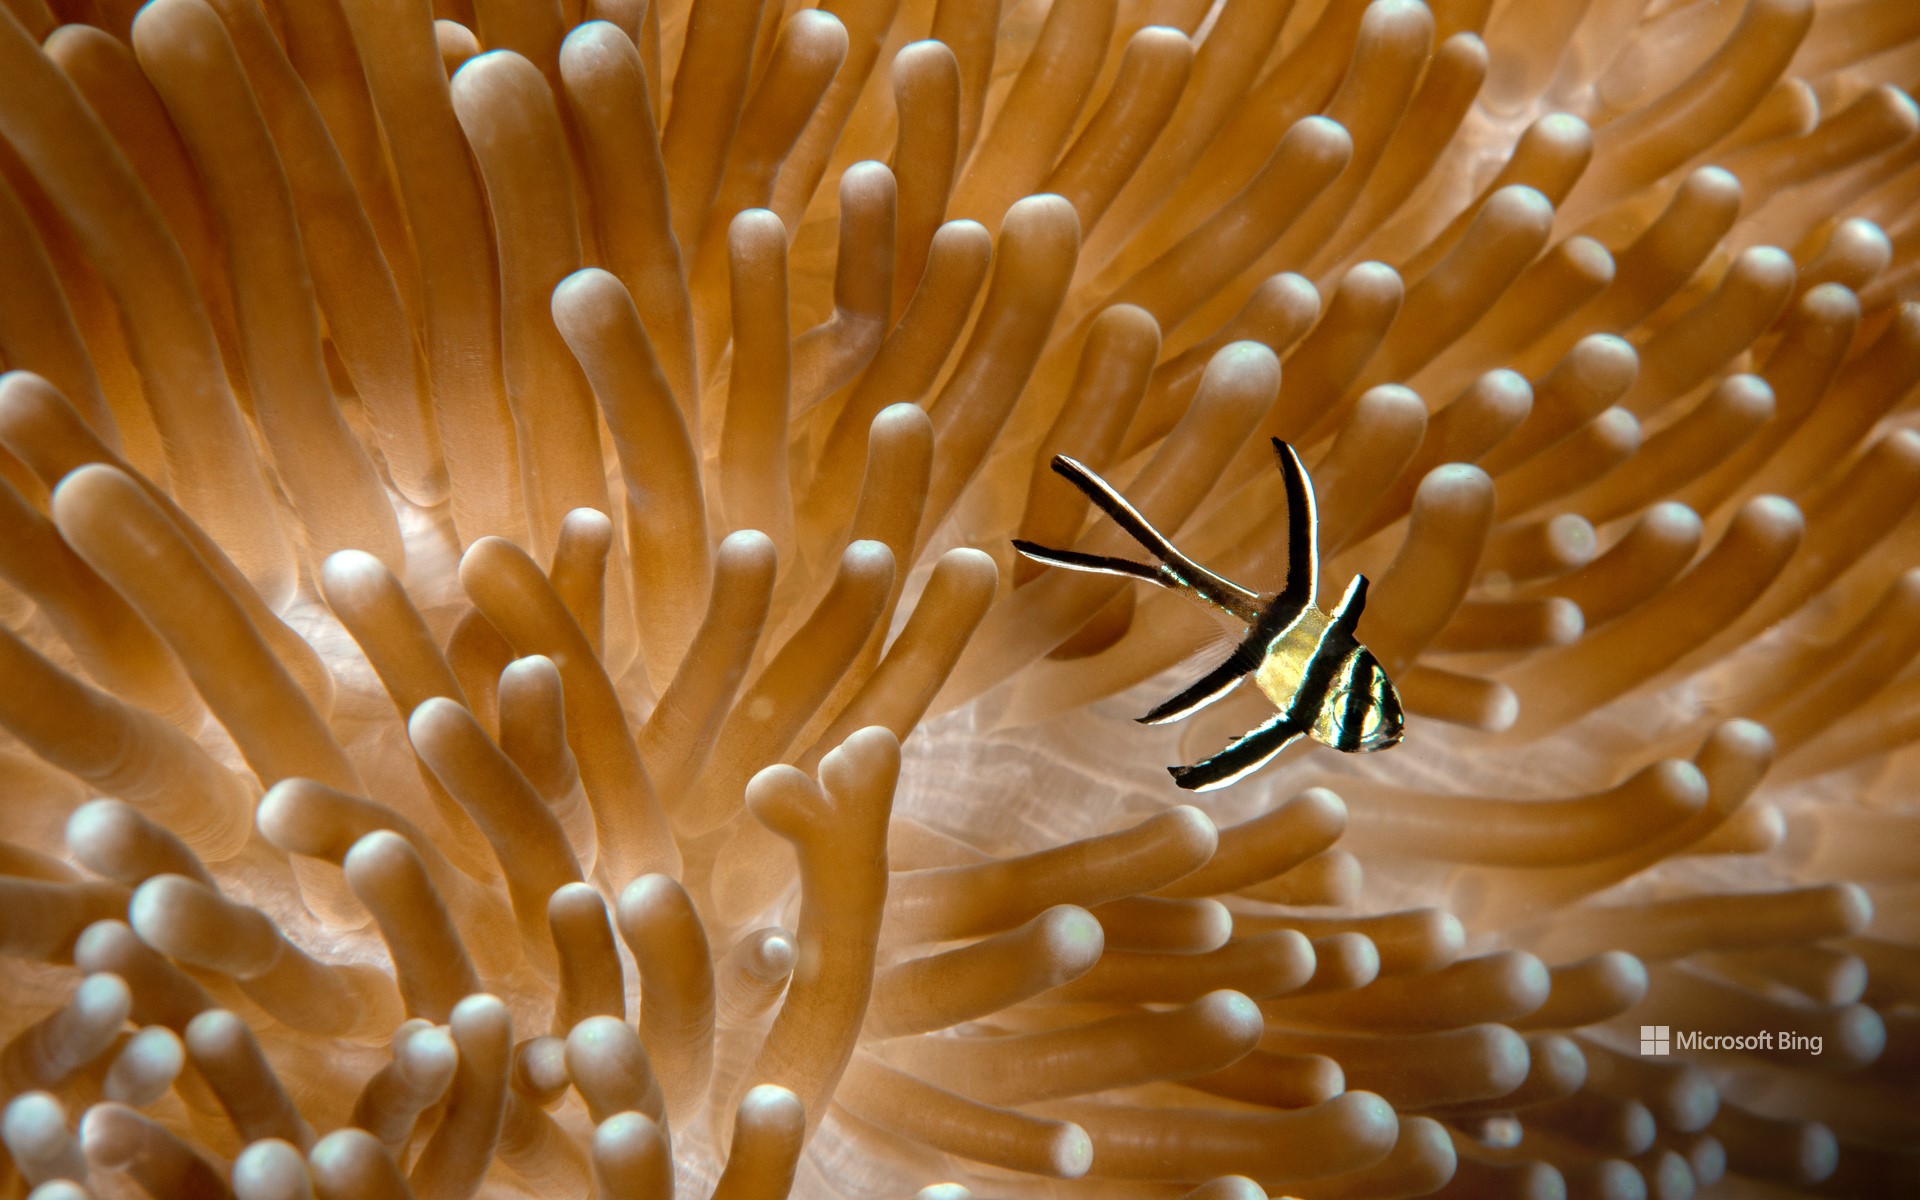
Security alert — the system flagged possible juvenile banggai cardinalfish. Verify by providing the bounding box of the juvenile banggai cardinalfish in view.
[1014,438,1404,791]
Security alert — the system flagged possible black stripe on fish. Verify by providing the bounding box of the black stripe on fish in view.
[1335,653,1374,753]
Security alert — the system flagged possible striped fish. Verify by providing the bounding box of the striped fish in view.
[1014,438,1404,791]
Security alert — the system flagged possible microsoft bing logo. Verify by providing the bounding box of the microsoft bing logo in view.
[1641,1025,1670,1056]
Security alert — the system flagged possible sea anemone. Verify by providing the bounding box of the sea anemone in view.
[0,0,1917,1196]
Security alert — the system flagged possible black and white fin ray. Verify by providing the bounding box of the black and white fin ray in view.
[1136,637,1264,725]
[1169,717,1306,791]
[1011,540,1165,586]
[1326,571,1368,635]
[1050,456,1263,621]
[1270,439,1320,618]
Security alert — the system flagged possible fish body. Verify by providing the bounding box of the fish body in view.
[1251,599,1400,755]
[1013,438,1403,791]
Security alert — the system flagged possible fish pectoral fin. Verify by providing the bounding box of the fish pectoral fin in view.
[1137,638,1264,726]
[1168,715,1306,792]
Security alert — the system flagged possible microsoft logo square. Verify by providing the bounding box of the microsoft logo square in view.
[1641,1025,1670,1055]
